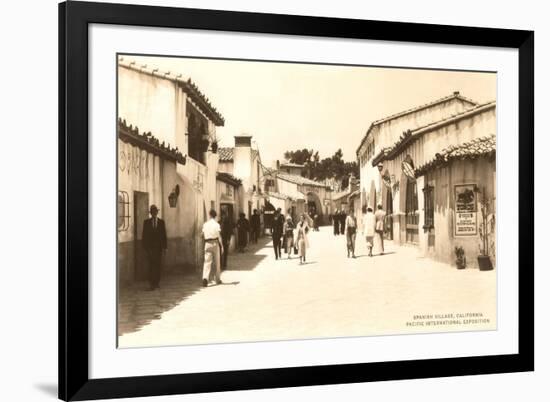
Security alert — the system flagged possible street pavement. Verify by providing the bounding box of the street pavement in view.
[118,226,496,348]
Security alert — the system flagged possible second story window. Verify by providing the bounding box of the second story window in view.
[187,103,208,165]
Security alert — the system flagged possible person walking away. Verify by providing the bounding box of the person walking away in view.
[283,216,295,259]
[250,209,261,244]
[374,204,386,255]
[362,206,376,257]
[271,208,284,260]
[313,214,320,231]
[236,212,250,253]
[201,209,223,287]
[333,210,340,236]
[345,209,358,258]
[142,204,167,290]
[339,210,347,235]
[296,214,310,265]
[220,212,234,270]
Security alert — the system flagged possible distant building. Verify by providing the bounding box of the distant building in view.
[356,92,496,268]
[216,172,242,252]
[278,162,306,176]
[263,167,332,224]
[117,57,224,284]
[217,136,263,220]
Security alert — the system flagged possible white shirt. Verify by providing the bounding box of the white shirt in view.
[362,212,376,237]
[202,218,221,240]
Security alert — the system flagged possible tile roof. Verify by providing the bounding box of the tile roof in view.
[372,92,477,126]
[276,172,328,188]
[375,101,496,166]
[118,57,225,126]
[415,135,496,177]
[216,172,242,186]
[332,190,352,201]
[266,191,293,200]
[117,118,186,164]
[218,147,234,162]
[357,92,478,155]
[217,147,259,163]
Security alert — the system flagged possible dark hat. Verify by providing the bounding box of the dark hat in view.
[150,204,159,212]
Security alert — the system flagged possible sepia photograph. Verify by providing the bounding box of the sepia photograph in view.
[116,54,497,349]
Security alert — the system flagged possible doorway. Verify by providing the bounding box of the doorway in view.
[133,191,149,281]
[385,188,393,240]
[405,179,419,244]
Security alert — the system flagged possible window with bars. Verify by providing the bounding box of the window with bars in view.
[405,179,419,226]
[423,185,434,229]
[118,191,130,232]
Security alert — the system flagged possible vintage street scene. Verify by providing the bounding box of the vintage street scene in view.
[117,55,497,348]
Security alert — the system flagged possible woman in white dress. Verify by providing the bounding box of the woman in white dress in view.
[295,214,310,265]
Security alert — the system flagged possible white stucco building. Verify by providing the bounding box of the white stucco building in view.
[117,57,225,284]
[356,92,496,268]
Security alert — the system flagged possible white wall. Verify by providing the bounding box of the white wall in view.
[118,65,183,150]
[358,98,475,215]
[2,1,546,402]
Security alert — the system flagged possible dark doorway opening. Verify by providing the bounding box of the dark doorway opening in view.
[133,191,149,281]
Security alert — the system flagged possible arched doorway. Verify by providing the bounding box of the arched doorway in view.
[306,192,323,223]
[385,187,394,240]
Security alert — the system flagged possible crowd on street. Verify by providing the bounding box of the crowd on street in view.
[140,201,389,291]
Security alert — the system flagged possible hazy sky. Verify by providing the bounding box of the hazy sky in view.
[124,55,496,165]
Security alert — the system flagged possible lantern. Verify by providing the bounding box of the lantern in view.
[168,184,180,208]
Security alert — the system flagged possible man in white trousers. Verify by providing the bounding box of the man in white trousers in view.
[202,209,223,287]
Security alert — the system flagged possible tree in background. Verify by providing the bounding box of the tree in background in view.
[283,148,359,189]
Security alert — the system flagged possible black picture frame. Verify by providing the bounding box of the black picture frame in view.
[59,1,534,400]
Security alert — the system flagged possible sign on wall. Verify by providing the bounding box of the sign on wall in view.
[454,184,477,236]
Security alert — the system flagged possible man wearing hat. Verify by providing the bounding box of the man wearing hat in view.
[271,208,284,260]
[142,204,167,290]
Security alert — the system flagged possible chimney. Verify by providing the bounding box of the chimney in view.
[233,135,253,190]
[453,91,460,95]
[276,160,280,170]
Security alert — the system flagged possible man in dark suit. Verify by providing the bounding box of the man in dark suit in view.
[250,209,261,244]
[271,208,284,260]
[142,204,167,290]
[220,211,234,270]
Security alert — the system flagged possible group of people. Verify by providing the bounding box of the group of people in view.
[331,210,348,236]
[210,208,262,286]
[271,208,311,264]
[342,205,387,258]
[141,202,388,290]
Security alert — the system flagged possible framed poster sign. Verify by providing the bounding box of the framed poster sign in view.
[455,184,478,236]
[59,1,534,400]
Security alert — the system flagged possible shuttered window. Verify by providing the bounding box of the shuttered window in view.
[423,185,434,229]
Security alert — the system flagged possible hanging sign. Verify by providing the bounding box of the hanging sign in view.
[454,184,477,236]
[401,155,416,180]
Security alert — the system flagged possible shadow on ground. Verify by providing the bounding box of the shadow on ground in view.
[223,236,270,271]
[118,236,271,336]
[118,272,203,336]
